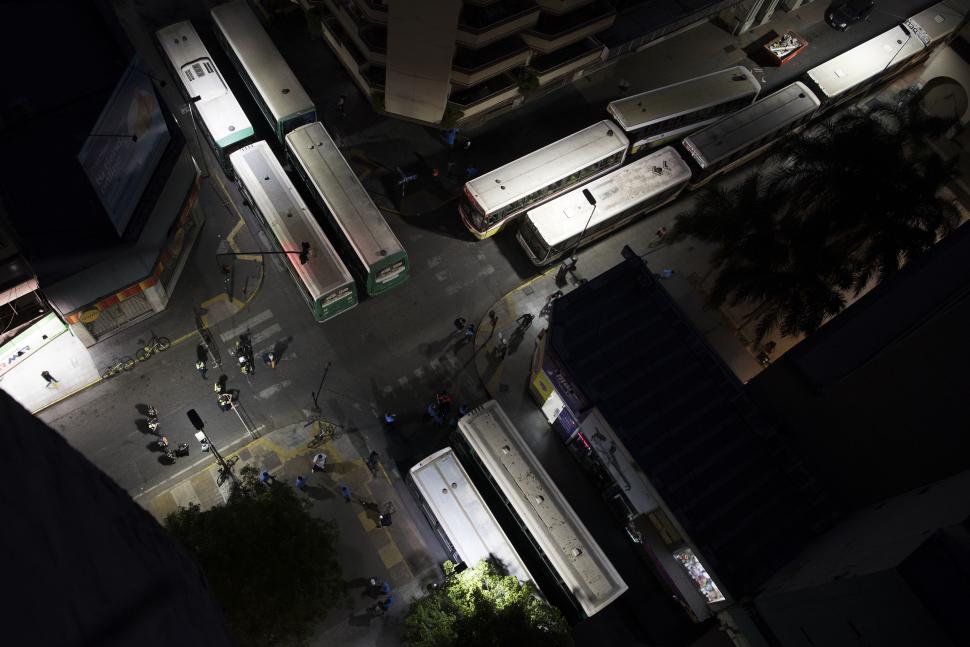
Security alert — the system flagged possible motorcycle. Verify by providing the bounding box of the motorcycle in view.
[161,442,190,464]
[147,406,160,434]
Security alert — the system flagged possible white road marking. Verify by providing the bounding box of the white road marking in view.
[251,323,283,345]
[257,379,292,399]
[219,309,274,342]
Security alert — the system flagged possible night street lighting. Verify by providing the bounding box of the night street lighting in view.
[570,188,598,266]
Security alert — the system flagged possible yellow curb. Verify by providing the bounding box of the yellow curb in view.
[30,377,102,416]
[226,217,245,254]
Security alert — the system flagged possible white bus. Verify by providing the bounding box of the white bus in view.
[517,147,691,266]
[805,1,965,110]
[211,0,316,142]
[230,141,357,322]
[681,82,821,189]
[156,20,255,172]
[460,121,629,240]
[286,122,409,296]
[607,66,761,154]
[409,448,534,583]
[454,400,628,618]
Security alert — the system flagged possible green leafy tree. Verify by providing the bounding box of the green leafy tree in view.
[404,560,572,647]
[165,465,345,647]
[671,88,959,342]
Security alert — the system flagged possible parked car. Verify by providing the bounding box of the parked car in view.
[825,0,875,31]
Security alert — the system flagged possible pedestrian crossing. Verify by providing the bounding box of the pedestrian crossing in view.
[215,308,292,401]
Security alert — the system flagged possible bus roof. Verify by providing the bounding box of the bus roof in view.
[229,141,353,300]
[905,1,966,48]
[156,21,253,149]
[465,121,629,214]
[805,26,925,101]
[410,448,534,584]
[457,400,628,617]
[524,147,690,247]
[606,66,761,131]
[682,82,820,169]
[286,122,405,269]
[210,0,314,123]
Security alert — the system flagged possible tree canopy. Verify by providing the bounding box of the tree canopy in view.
[670,88,960,343]
[164,465,345,647]
[403,560,573,647]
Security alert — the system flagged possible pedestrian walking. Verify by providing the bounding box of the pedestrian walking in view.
[383,412,396,432]
[263,351,277,369]
[660,268,675,279]
[464,323,476,343]
[312,452,327,473]
[295,475,307,491]
[366,450,380,476]
[453,316,467,334]
[195,359,207,380]
[494,332,508,358]
[41,371,58,387]
[340,484,352,503]
[655,226,668,241]
[488,310,498,329]
[336,94,346,115]
[373,595,394,614]
[618,78,630,92]
[462,139,472,151]
[445,128,458,148]
[465,166,478,179]
[260,470,274,485]
[427,402,443,426]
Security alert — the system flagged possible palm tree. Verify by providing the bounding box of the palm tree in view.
[671,87,961,343]
[764,88,960,291]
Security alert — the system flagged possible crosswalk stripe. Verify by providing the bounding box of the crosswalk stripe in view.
[219,309,274,342]
[251,323,282,345]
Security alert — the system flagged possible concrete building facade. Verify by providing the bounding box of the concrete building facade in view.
[311,0,743,127]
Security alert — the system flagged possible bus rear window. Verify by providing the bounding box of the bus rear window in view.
[324,286,352,305]
[377,261,406,283]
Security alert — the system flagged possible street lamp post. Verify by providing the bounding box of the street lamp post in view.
[572,188,598,263]
[557,189,597,283]
[188,95,210,179]
[310,361,332,416]
[187,409,237,484]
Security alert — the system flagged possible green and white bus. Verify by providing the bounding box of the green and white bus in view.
[286,122,409,296]
[230,141,357,322]
[156,20,255,172]
[211,0,316,142]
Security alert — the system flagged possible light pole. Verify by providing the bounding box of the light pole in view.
[188,95,210,179]
[310,361,332,417]
[187,409,237,484]
[567,188,597,270]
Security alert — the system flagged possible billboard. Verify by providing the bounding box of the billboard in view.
[78,56,171,237]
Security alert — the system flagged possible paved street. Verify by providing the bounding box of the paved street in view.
[8,0,970,644]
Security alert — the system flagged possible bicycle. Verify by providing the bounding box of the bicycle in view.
[307,420,338,448]
[101,356,136,379]
[216,455,240,486]
[136,335,171,361]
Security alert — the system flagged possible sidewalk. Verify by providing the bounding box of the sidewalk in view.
[137,420,444,646]
[0,176,265,416]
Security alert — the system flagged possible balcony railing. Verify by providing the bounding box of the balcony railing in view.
[528,36,602,73]
[535,0,598,15]
[460,0,537,31]
[449,72,518,108]
[452,34,531,86]
[354,0,388,24]
[359,23,387,55]
[522,0,615,52]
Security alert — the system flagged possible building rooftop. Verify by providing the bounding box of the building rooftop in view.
[0,0,176,286]
[549,250,836,596]
[747,222,970,509]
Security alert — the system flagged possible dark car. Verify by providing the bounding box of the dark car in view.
[825,0,875,30]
